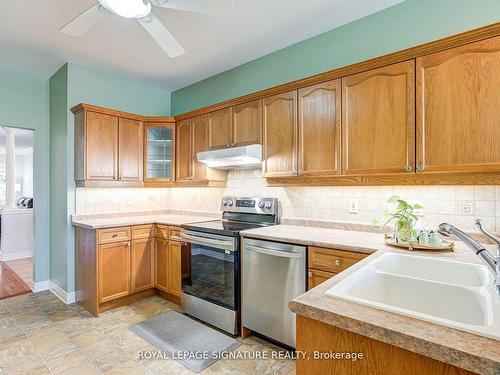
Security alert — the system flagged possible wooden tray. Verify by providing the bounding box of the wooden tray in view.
[384,236,455,252]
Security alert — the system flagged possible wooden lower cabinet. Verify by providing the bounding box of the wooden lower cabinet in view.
[131,238,155,292]
[308,269,335,289]
[155,238,170,293]
[76,224,183,316]
[98,241,131,303]
[296,315,474,375]
[168,241,182,297]
[307,247,367,290]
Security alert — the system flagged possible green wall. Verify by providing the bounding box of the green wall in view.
[171,0,500,114]
[49,65,69,291]
[0,65,50,285]
[49,63,171,293]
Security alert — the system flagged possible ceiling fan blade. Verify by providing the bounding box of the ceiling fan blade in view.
[60,3,105,36]
[151,0,235,17]
[138,14,185,57]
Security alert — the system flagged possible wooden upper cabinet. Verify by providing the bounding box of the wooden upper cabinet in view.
[342,61,415,175]
[262,91,298,177]
[298,80,341,176]
[192,115,209,180]
[176,120,192,181]
[118,118,143,182]
[416,36,500,173]
[232,100,262,147]
[144,122,175,183]
[85,111,119,181]
[208,108,232,149]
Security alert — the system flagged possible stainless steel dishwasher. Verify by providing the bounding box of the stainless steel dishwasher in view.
[242,237,306,348]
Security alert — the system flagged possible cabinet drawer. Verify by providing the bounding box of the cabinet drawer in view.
[156,224,169,239]
[168,226,181,241]
[308,247,366,273]
[98,227,131,244]
[132,225,154,239]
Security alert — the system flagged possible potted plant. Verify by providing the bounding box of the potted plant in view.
[382,196,422,243]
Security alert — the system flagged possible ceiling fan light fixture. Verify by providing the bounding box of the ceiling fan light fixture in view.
[98,0,152,19]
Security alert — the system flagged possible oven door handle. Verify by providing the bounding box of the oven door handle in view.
[245,245,303,259]
[181,233,235,251]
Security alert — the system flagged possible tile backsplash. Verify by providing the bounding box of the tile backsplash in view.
[76,169,500,233]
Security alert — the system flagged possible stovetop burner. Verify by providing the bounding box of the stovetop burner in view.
[181,196,279,237]
[182,219,269,237]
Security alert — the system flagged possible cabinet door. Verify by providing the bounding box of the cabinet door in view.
[416,36,500,173]
[145,123,175,181]
[208,108,232,149]
[168,241,182,297]
[262,91,298,177]
[232,100,262,147]
[98,241,130,303]
[176,120,192,181]
[308,269,335,290]
[131,238,154,292]
[86,111,118,180]
[192,115,209,180]
[118,118,143,182]
[155,239,169,293]
[298,81,341,176]
[342,61,415,175]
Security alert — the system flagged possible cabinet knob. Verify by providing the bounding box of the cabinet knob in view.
[308,272,312,277]
[416,164,425,172]
[335,259,341,266]
[405,165,412,172]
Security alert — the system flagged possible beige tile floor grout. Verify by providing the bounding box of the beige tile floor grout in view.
[3,302,55,375]
[0,292,296,375]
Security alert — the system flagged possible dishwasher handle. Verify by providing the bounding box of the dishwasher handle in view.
[245,244,304,259]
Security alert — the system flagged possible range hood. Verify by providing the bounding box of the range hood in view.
[197,144,262,170]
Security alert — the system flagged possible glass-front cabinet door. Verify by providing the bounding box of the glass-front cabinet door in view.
[144,122,175,183]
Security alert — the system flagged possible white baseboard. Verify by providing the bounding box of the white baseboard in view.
[32,280,50,293]
[0,251,32,262]
[49,281,76,304]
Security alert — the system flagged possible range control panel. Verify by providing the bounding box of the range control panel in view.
[220,197,278,215]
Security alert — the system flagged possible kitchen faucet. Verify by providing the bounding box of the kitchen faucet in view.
[438,221,500,297]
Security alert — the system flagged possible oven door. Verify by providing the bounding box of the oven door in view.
[180,230,238,311]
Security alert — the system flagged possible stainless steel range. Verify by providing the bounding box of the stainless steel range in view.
[180,197,278,335]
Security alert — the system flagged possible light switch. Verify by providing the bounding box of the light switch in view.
[349,199,359,214]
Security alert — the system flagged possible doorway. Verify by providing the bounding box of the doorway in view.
[0,127,33,299]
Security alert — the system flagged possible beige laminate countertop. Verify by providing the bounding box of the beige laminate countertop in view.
[241,224,500,375]
[71,213,217,229]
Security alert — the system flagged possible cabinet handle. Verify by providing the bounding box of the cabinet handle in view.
[335,259,341,266]
[112,234,118,238]
[405,165,412,172]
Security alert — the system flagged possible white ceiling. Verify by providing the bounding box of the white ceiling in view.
[0,0,404,91]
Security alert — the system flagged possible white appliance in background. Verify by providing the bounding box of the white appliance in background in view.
[242,238,306,348]
[0,209,33,262]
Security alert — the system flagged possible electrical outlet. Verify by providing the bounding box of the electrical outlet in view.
[349,199,359,214]
[458,202,472,214]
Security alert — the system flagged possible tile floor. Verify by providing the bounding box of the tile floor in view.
[0,292,296,375]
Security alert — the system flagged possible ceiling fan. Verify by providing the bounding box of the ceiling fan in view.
[60,0,235,57]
